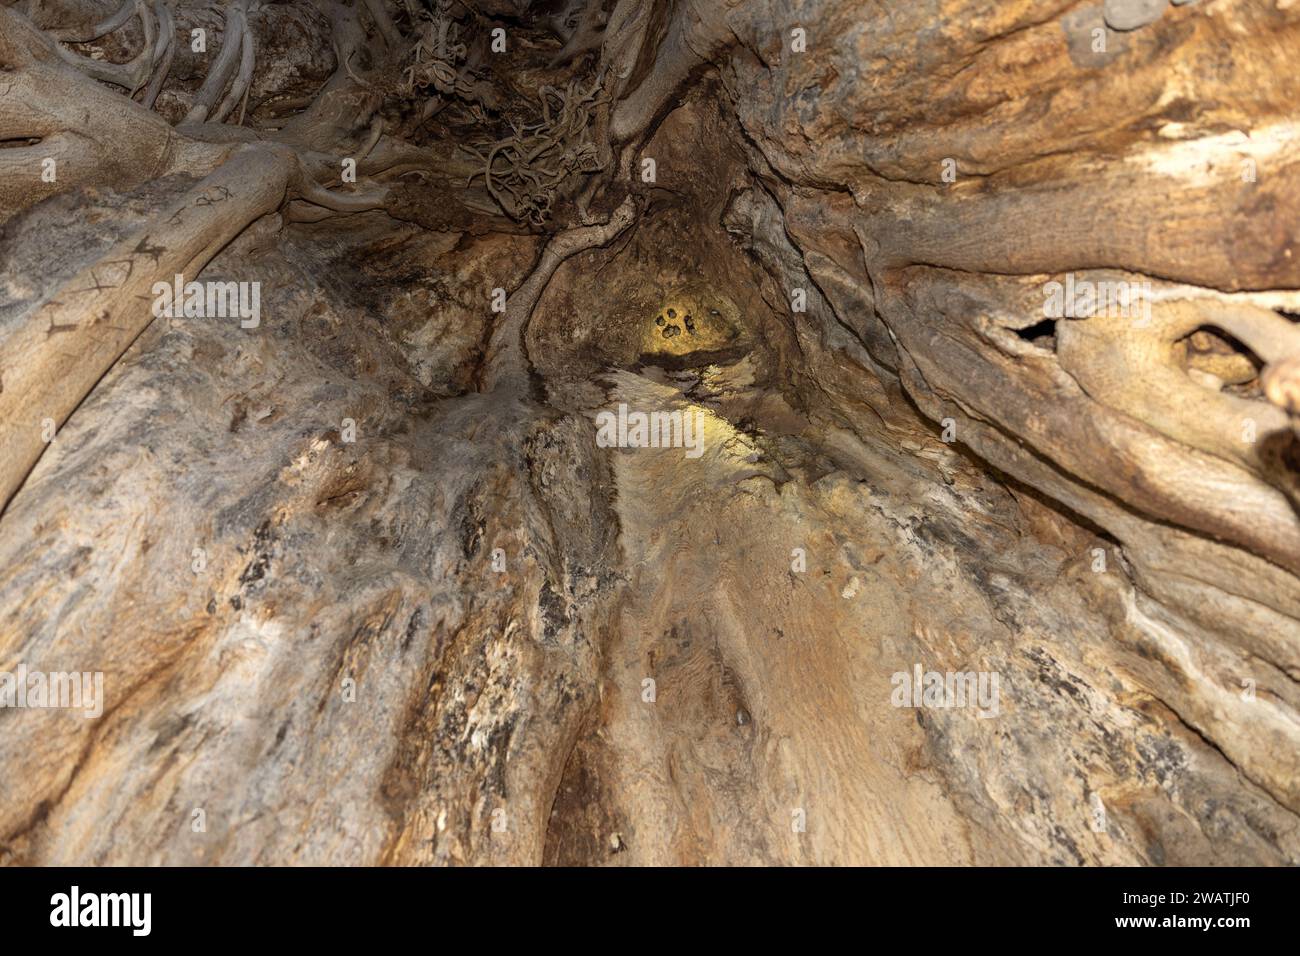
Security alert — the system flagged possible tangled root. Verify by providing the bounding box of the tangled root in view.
[465,75,607,225]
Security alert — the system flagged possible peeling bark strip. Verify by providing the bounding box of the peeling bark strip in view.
[0,0,1297,867]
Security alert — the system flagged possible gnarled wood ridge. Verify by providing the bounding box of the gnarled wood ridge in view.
[0,0,1297,866]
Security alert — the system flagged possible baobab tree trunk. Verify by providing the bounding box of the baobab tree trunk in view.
[0,0,1298,868]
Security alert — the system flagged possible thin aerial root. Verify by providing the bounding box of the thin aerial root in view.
[183,0,248,124]
[49,0,135,42]
[296,177,390,213]
[213,12,255,123]
[141,0,174,109]
[51,0,156,92]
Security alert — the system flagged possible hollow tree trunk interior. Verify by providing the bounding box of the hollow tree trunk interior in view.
[0,0,1298,866]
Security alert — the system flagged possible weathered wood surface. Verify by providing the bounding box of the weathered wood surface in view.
[0,0,1296,865]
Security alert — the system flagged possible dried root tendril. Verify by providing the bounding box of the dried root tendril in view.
[465,74,607,225]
